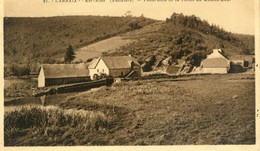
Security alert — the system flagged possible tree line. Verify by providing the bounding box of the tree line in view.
[166,13,239,44]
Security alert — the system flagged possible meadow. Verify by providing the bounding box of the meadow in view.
[4,74,255,145]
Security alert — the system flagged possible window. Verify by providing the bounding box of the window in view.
[97,69,99,72]
[102,69,104,72]
[121,71,124,76]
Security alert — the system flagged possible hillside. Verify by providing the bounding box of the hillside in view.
[233,34,255,55]
[74,36,136,62]
[4,14,254,76]
[4,16,156,75]
[105,13,254,67]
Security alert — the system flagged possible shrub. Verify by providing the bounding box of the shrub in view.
[9,64,30,77]
[128,21,142,30]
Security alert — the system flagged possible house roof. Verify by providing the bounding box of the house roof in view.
[201,58,230,68]
[41,64,89,78]
[88,58,100,69]
[88,56,140,69]
[207,49,227,59]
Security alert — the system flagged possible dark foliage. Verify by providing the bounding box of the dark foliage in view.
[5,64,31,77]
[166,13,238,43]
[128,21,142,30]
[64,45,75,63]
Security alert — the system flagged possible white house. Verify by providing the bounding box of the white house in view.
[38,63,90,87]
[88,56,141,80]
[200,49,230,74]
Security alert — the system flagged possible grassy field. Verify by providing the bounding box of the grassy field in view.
[4,74,255,145]
[74,36,135,62]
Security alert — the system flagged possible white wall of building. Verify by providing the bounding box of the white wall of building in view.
[89,59,109,80]
[202,68,228,74]
[38,67,45,87]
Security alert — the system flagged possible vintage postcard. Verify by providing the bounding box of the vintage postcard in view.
[0,0,259,150]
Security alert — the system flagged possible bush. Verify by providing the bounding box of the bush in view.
[7,64,31,77]
[128,21,142,30]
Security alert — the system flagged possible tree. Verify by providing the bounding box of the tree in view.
[128,21,141,30]
[64,45,75,63]
[11,64,30,78]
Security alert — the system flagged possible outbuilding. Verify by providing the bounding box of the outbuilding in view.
[231,60,245,67]
[200,49,230,74]
[88,56,141,80]
[230,55,255,68]
[38,63,90,87]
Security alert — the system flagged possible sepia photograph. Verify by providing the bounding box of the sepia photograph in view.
[1,0,259,149]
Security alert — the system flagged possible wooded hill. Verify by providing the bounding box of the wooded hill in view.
[107,13,254,67]
[4,14,254,76]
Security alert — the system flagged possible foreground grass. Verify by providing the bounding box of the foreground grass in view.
[5,106,112,146]
[4,74,255,145]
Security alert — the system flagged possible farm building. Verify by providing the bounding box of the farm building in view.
[231,60,245,67]
[200,49,230,74]
[230,55,255,68]
[38,63,90,87]
[88,56,141,80]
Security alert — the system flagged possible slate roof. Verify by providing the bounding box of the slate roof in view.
[41,64,89,78]
[201,58,230,68]
[88,56,140,69]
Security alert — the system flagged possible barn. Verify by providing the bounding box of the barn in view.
[38,63,90,87]
[200,49,230,74]
[88,56,141,80]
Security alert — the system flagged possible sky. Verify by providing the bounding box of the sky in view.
[4,0,256,35]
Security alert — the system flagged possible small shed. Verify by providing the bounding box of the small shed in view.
[200,49,230,74]
[38,63,90,87]
[230,55,255,68]
[231,60,245,67]
[88,56,141,80]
